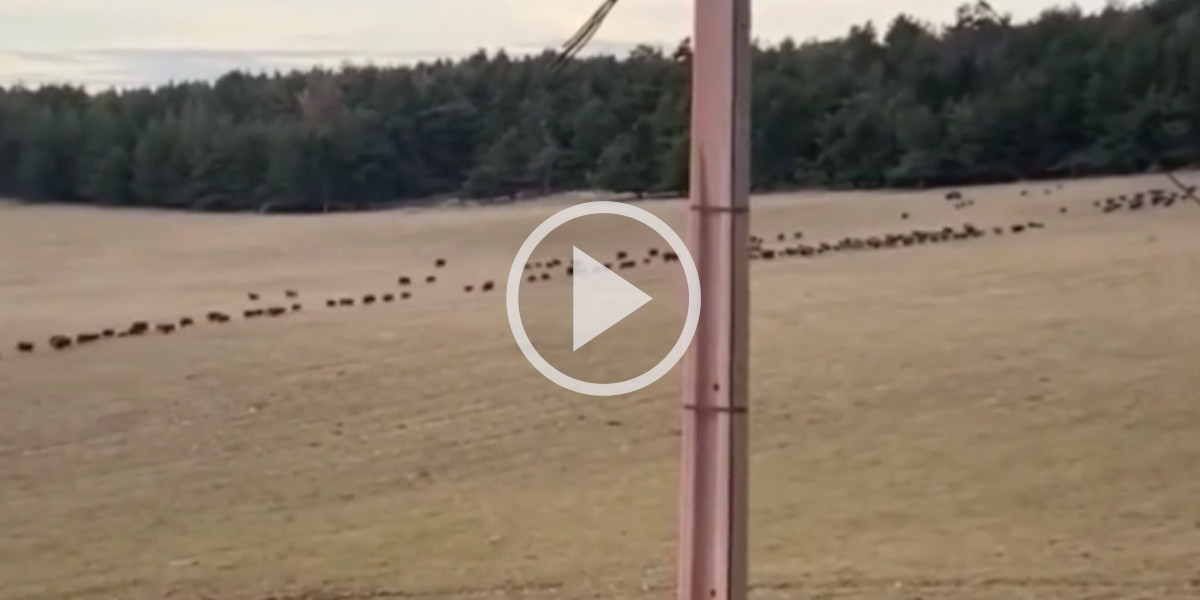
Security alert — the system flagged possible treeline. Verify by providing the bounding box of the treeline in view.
[0,0,1197,212]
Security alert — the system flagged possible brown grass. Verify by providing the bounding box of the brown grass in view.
[1,173,1200,600]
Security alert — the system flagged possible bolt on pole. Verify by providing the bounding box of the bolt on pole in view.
[677,0,751,599]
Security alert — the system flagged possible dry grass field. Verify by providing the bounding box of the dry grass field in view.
[2,173,1200,600]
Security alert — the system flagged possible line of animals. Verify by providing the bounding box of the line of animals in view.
[1093,188,1193,212]
[2,183,1192,362]
[749,220,1044,260]
[4,259,440,358]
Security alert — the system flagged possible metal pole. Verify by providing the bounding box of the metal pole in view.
[677,0,751,598]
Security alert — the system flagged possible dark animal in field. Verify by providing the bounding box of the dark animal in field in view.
[326,299,337,307]
[248,293,259,301]
[398,276,411,285]
[102,329,116,337]
[1011,224,1025,233]
[901,212,909,220]
[285,290,298,298]
[435,258,447,268]
[426,276,436,283]
[946,191,962,200]
[207,312,230,323]
[49,335,72,350]
[363,294,377,304]
[382,294,395,302]
[566,266,574,276]
[76,333,100,344]
[156,323,176,334]
[1059,207,1067,214]
[620,260,636,269]
[180,317,194,327]
[648,248,660,256]
[267,306,287,317]
[528,275,538,283]
[464,285,474,293]
[128,321,150,335]
[291,303,303,311]
[16,341,34,353]
[338,298,354,307]
[482,281,495,291]
[401,292,411,299]
[541,272,551,280]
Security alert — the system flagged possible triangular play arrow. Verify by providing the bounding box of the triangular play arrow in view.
[572,246,652,351]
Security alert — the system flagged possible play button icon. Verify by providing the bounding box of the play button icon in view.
[571,247,653,351]
[507,201,701,397]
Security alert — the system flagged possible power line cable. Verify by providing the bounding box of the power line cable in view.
[552,0,622,73]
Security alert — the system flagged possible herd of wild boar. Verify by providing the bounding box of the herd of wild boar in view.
[2,182,1193,362]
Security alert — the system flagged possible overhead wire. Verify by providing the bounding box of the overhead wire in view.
[551,0,621,73]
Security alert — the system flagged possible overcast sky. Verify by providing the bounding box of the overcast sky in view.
[0,0,1112,89]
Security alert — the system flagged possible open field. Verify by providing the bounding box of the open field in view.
[2,173,1200,600]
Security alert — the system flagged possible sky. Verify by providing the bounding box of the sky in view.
[0,0,1115,90]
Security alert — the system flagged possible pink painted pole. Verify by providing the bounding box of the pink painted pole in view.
[677,0,751,598]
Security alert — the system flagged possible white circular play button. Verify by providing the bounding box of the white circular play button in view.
[506,201,701,396]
